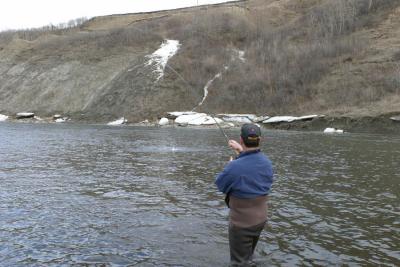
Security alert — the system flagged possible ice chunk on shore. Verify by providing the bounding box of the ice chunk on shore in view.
[390,116,400,122]
[263,115,320,123]
[263,116,298,123]
[187,115,222,126]
[253,116,270,123]
[175,113,223,126]
[16,112,35,119]
[199,116,223,125]
[167,111,198,119]
[219,114,258,123]
[175,113,207,125]
[158,117,169,126]
[324,128,344,134]
[0,114,8,122]
[146,39,181,81]
[298,115,319,121]
[55,118,68,123]
[107,117,127,126]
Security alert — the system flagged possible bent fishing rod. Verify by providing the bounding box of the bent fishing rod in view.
[121,23,231,144]
[212,118,230,144]
[164,63,231,144]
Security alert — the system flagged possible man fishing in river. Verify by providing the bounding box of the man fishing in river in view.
[215,123,274,266]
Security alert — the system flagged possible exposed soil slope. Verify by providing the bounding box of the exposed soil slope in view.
[0,0,399,123]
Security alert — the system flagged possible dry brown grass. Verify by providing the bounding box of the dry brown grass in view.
[1,0,399,118]
[192,0,400,115]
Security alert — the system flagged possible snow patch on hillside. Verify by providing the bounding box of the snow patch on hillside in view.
[195,66,229,108]
[232,49,245,62]
[198,72,222,107]
[146,39,181,81]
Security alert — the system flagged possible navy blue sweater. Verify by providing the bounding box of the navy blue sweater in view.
[215,150,274,199]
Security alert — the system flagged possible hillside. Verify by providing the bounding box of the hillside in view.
[0,0,399,123]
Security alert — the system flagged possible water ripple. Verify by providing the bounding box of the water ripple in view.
[0,124,399,266]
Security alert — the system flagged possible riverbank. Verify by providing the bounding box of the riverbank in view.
[1,1,399,124]
[1,112,399,134]
[262,113,400,134]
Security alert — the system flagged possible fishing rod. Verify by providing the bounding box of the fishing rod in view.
[124,26,233,145]
[164,63,231,144]
[121,23,232,144]
[212,117,230,144]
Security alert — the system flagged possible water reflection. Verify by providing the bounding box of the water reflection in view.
[0,123,399,266]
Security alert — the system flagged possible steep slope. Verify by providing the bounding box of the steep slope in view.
[310,3,400,116]
[0,0,399,122]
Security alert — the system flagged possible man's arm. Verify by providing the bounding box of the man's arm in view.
[215,163,235,194]
[215,140,241,194]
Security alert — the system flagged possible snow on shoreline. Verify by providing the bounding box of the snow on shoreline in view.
[107,117,127,126]
[146,39,181,81]
[263,115,319,124]
[174,113,223,126]
[170,112,322,126]
[0,114,8,122]
[324,128,344,134]
[55,118,68,123]
[2,109,327,129]
[158,117,169,126]
[218,114,259,123]
[16,112,35,119]
[167,111,198,118]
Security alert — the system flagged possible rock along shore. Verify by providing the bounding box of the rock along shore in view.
[261,113,400,134]
[1,111,399,134]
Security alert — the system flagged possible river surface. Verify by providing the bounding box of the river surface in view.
[0,123,399,266]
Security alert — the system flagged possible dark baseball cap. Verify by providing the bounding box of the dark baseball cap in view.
[241,123,261,141]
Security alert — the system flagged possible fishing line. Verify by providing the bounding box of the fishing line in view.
[164,62,231,143]
[212,117,230,144]
[121,22,232,144]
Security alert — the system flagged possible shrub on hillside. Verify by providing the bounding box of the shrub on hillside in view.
[0,18,88,42]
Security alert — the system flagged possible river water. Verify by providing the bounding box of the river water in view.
[0,123,398,266]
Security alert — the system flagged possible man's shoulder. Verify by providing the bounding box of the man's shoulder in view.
[258,152,272,162]
[227,159,241,169]
[248,151,272,161]
[225,158,247,173]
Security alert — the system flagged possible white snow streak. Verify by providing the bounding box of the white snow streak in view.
[146,39,181,81]
[232,49,245,62]
[197,72,222,107]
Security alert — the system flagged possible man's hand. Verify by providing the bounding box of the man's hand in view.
[228,140,243,155]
